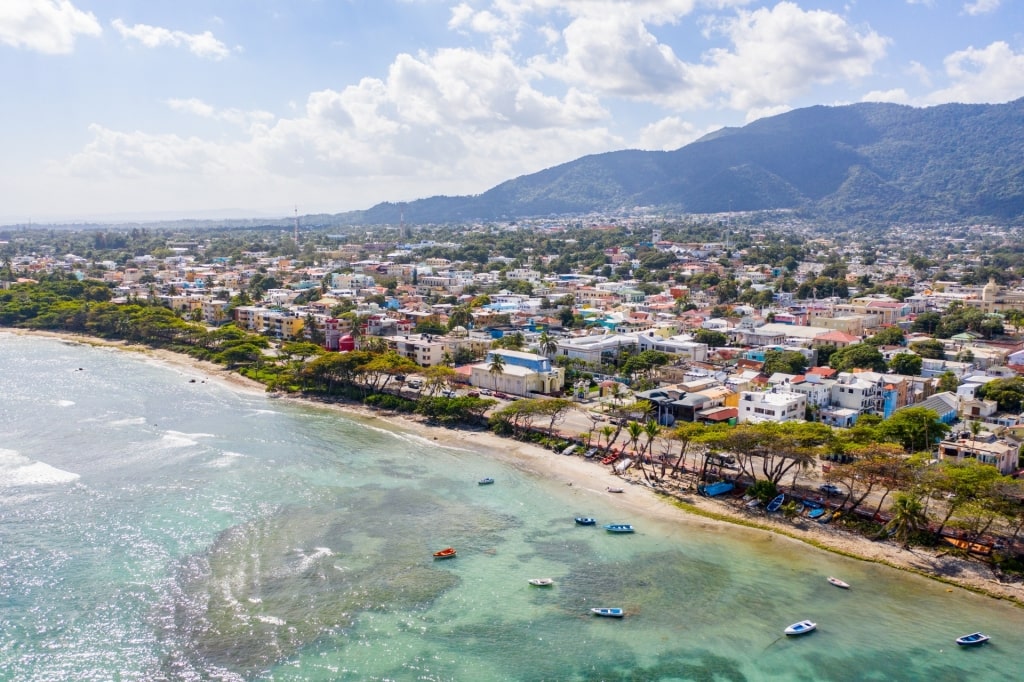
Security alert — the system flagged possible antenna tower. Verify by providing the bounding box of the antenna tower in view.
[293,205,299,245]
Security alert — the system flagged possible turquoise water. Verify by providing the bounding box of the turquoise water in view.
[2,333,1023,681]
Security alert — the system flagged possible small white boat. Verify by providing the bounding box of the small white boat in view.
[955,632,990,646]
[827,576,850,589]
[528,578,554,586]
[606,486,624,493]
[784,620,817,636]
[591,607,624,618]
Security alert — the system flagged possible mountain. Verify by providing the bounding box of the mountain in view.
[347,98,1024,225]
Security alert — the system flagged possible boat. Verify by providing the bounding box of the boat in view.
[794,502,805,515]
[766,494,785,512]
[478,477,495,485]
[807,507,826,520]
[745,498,761,509]
[560,444,578,456]
[528,578,554,586]
[784,620,817,636]
[433,547,457,559]
[604,523,634,533]
[700,481,735,497]
[818,510,838,524]
[600,453,620,465]
[574,517,597,526]
[606,486,625,493]
[591,607,624,618]
[827,576,850,589]
[955,632,990,646]
[584,447,599,458]
[943,537,993,556]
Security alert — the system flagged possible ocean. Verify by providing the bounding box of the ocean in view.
[2,332,1022,681]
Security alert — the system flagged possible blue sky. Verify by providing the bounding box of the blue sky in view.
[2,0,1023,223]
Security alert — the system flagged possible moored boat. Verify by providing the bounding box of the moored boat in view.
[574,517,597,525]
[784,620,817,636]
[433,547,457,559]
[604,523,634,533]
[827,576,850,589]
[955,632,990,646]
[591,607,624,618]
[478,477,495,485]
[528,578,554,586]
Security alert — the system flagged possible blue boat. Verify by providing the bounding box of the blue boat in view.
[591,607,624,618]
[604,524,634,533]
[766,494,785,512]
[478,477,495,485]
[955,632,990,646]
[700,481,735,497]
[807,507,826,520]
[575,517,597,526]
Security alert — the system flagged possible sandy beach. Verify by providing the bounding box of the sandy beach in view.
[12,329,1024,606]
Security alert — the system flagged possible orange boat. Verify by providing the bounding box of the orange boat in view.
[433,547,457,559]
[601,452,620,465]
[943,537,992,556]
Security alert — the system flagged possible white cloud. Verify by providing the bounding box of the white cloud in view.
[111,19,232,60]
[924,41,1024,104]
[166,98,274,128]
[636,116,706,150]
[60,46,620,205]
[695,2,889,111]
[860,88,911,104]
[0,0,101,54]
[963,0,1000,16]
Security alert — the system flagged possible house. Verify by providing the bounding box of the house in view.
[937,432,1020,474]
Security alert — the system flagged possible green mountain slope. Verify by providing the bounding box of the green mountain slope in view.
[349,97,1024,225]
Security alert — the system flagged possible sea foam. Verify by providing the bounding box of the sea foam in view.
[0,449,80,487]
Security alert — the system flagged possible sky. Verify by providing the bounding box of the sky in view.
[2,0,1023,224]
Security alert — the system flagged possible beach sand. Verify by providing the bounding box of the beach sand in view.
[13,329,1024,606]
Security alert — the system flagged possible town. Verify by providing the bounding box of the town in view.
[3,214,1024,581]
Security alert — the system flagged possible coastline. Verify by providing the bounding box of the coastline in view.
[8,329,1023,606]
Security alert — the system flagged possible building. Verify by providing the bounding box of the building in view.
[635,332,708,363]
[937,432,1020,474]
[469,350,565,397]
[555,334,637,365]
[389,334,446,367]
[737,389,806,424]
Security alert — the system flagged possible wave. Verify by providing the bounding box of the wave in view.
[159,431,216,449]
[54,399,75,407]
[0,448,80,487]
[203,452,245,469]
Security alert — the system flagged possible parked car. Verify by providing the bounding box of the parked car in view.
[819,483,842,496]
[441,389,457,398]
[467,391,480,397]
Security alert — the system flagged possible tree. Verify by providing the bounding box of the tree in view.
[888,353,922,376]
[830,442,912,517]
[762,349,808,376]
[976,376,1024,412]
[537,330,557,358]
[908,339,945,359]
[829,343,887,372]
[936,370,960,393]
[883,493,929,548]
[865,326,905,347]
[487,352,506,390]
[694,329,728,348]
[879,407,950,452]
[927,460,1003,538]
[910,312,941,334]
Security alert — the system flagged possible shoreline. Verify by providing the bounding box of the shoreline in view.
[8,329,1023,606]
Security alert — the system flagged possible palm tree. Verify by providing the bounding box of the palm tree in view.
[625,421,645,479]
[599,425,616,453]
[641,419,660,482]
[538,330,557,358]
[488,352,506,391]
[883,493,929,549]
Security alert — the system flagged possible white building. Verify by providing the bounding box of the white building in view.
[635,333,708,363]
[738,389,806,424]
[469,350,565,397]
